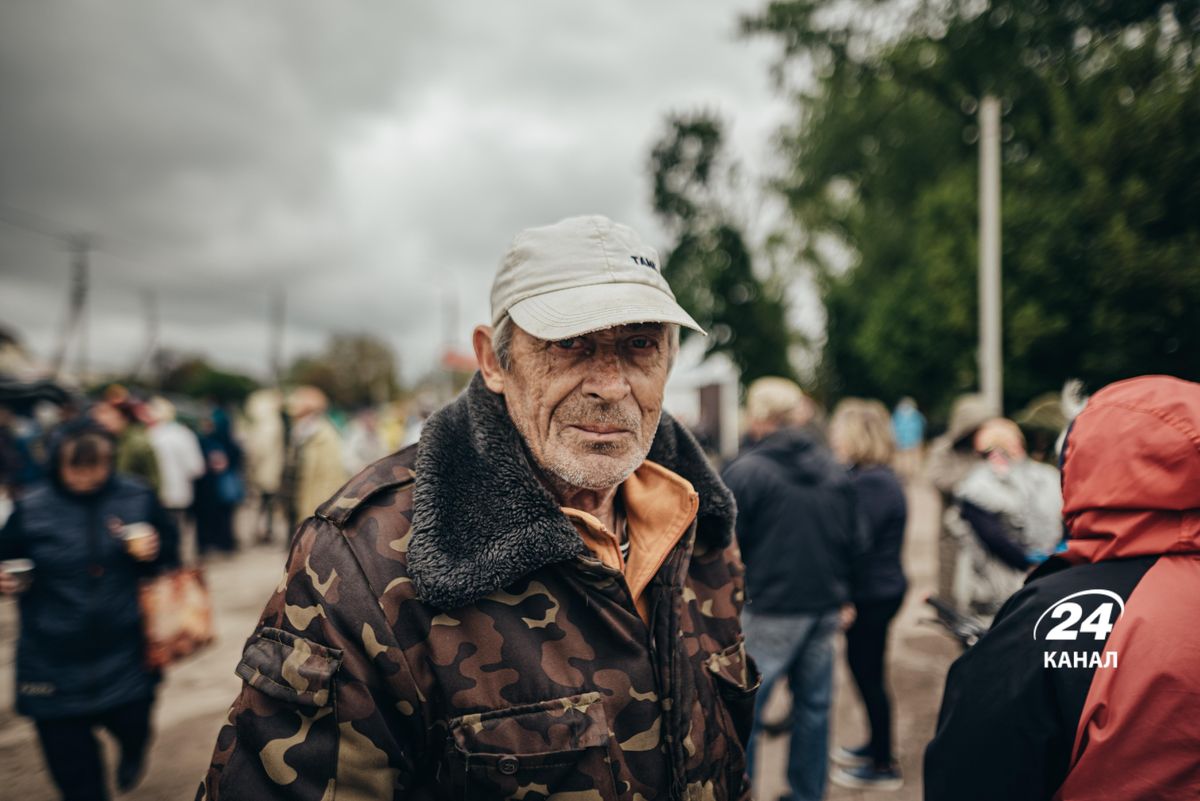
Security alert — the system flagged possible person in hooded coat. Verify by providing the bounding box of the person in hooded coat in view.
[722,377,867,801]
[925,375,1200,800]
[0,418,179,801]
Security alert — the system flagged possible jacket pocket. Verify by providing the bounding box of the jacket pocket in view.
[235,626,342,708]
[226,628,343,794]
[448,691,618,801]
[706,638,761,745]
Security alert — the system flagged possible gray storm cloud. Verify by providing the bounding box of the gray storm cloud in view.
[0,0,786,382]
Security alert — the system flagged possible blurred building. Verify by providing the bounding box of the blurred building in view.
[664,336,739,461]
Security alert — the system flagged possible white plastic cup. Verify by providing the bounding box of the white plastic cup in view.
[0,558,34,592]
[120,523,157,560]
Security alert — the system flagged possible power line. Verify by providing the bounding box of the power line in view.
[0,203,78,243]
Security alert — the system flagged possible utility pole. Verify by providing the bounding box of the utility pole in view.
[51,234,92,381]
[269,289,286,387]
[978,95,1003,416]
[131,290,159,385]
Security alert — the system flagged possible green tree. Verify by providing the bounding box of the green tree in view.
[159,354,258,405]
[287,333,399,409]
[744,0,1200,418]
[649,113,797,388]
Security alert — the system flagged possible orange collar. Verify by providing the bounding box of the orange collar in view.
[563,459,699,623]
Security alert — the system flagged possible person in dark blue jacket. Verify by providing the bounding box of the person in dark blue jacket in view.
[721,378,866,801]
[0,418,179,801]
[194,406,243,556]
[828,398,908,791]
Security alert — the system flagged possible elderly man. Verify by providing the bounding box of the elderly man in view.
[198,215,758,801]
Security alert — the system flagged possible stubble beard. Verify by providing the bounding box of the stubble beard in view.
[527,400,660,494]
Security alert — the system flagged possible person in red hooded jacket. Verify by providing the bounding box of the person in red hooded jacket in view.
[925,374,1200,801]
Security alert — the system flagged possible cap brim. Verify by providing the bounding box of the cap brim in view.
[507,282,705,341]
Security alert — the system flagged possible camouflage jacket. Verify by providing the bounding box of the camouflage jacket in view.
[198,375,759,801]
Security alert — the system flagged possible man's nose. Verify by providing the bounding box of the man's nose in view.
[581,350,632,403]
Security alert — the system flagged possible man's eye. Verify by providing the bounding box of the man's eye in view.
[553,338,581,350]
[629,337,656,350]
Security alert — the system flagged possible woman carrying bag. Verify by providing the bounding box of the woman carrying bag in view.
[0,418,179,801]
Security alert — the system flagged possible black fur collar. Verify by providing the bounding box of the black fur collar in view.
[407,373,736,610]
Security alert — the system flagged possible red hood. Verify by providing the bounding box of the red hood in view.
[1061,375,1200,564]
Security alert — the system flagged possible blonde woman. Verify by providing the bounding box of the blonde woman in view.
[828,399,908,791]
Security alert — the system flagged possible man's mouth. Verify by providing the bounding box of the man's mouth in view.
[568,423,633,439]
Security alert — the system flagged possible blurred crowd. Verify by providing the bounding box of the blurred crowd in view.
[0,384,434,557]
[0,381,433,799]
[0,372,1086,800]
[718,377,1076,795]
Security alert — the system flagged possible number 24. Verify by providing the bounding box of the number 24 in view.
[1045,602,1115,641]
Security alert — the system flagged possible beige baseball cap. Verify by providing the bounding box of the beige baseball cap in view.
[491,214,705,340]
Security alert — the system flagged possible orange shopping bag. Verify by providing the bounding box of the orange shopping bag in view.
[139,567,216,669]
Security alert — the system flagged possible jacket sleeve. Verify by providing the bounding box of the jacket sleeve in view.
[197,517,428,800]
[958,500,1031,570]
[924,587,1069,801]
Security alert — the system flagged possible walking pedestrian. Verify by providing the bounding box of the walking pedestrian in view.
[279,386,345,536]
[241,389,285,544]
[91,388,160,492]
[341,407,387,474]
[926,375,1200,800]
[194,407,242,556]
[721,377,866,801]
[0,419,179,801]
[146,396,205,558]
[891,397,925,480]
[197,214,756,800]
[828,398,907,791]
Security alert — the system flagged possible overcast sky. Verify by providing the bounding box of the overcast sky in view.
[0,1,808,383]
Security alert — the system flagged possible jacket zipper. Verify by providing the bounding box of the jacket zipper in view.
[85,500,104,686]
[659,553,689,801]
[577,556,683,797]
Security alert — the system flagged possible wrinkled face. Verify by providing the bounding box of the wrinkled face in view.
[495,323,671,492]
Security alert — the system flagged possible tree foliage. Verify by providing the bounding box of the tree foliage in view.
[287,333,399,409]
[158,354,259,405]
[744,0,1200,417]
[649,113,796,388]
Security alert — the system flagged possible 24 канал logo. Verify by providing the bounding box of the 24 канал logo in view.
[1034,590,1123,670]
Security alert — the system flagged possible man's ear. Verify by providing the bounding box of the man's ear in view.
[473,325,506,394]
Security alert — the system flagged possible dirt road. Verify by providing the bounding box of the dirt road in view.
[0,481,958,800]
